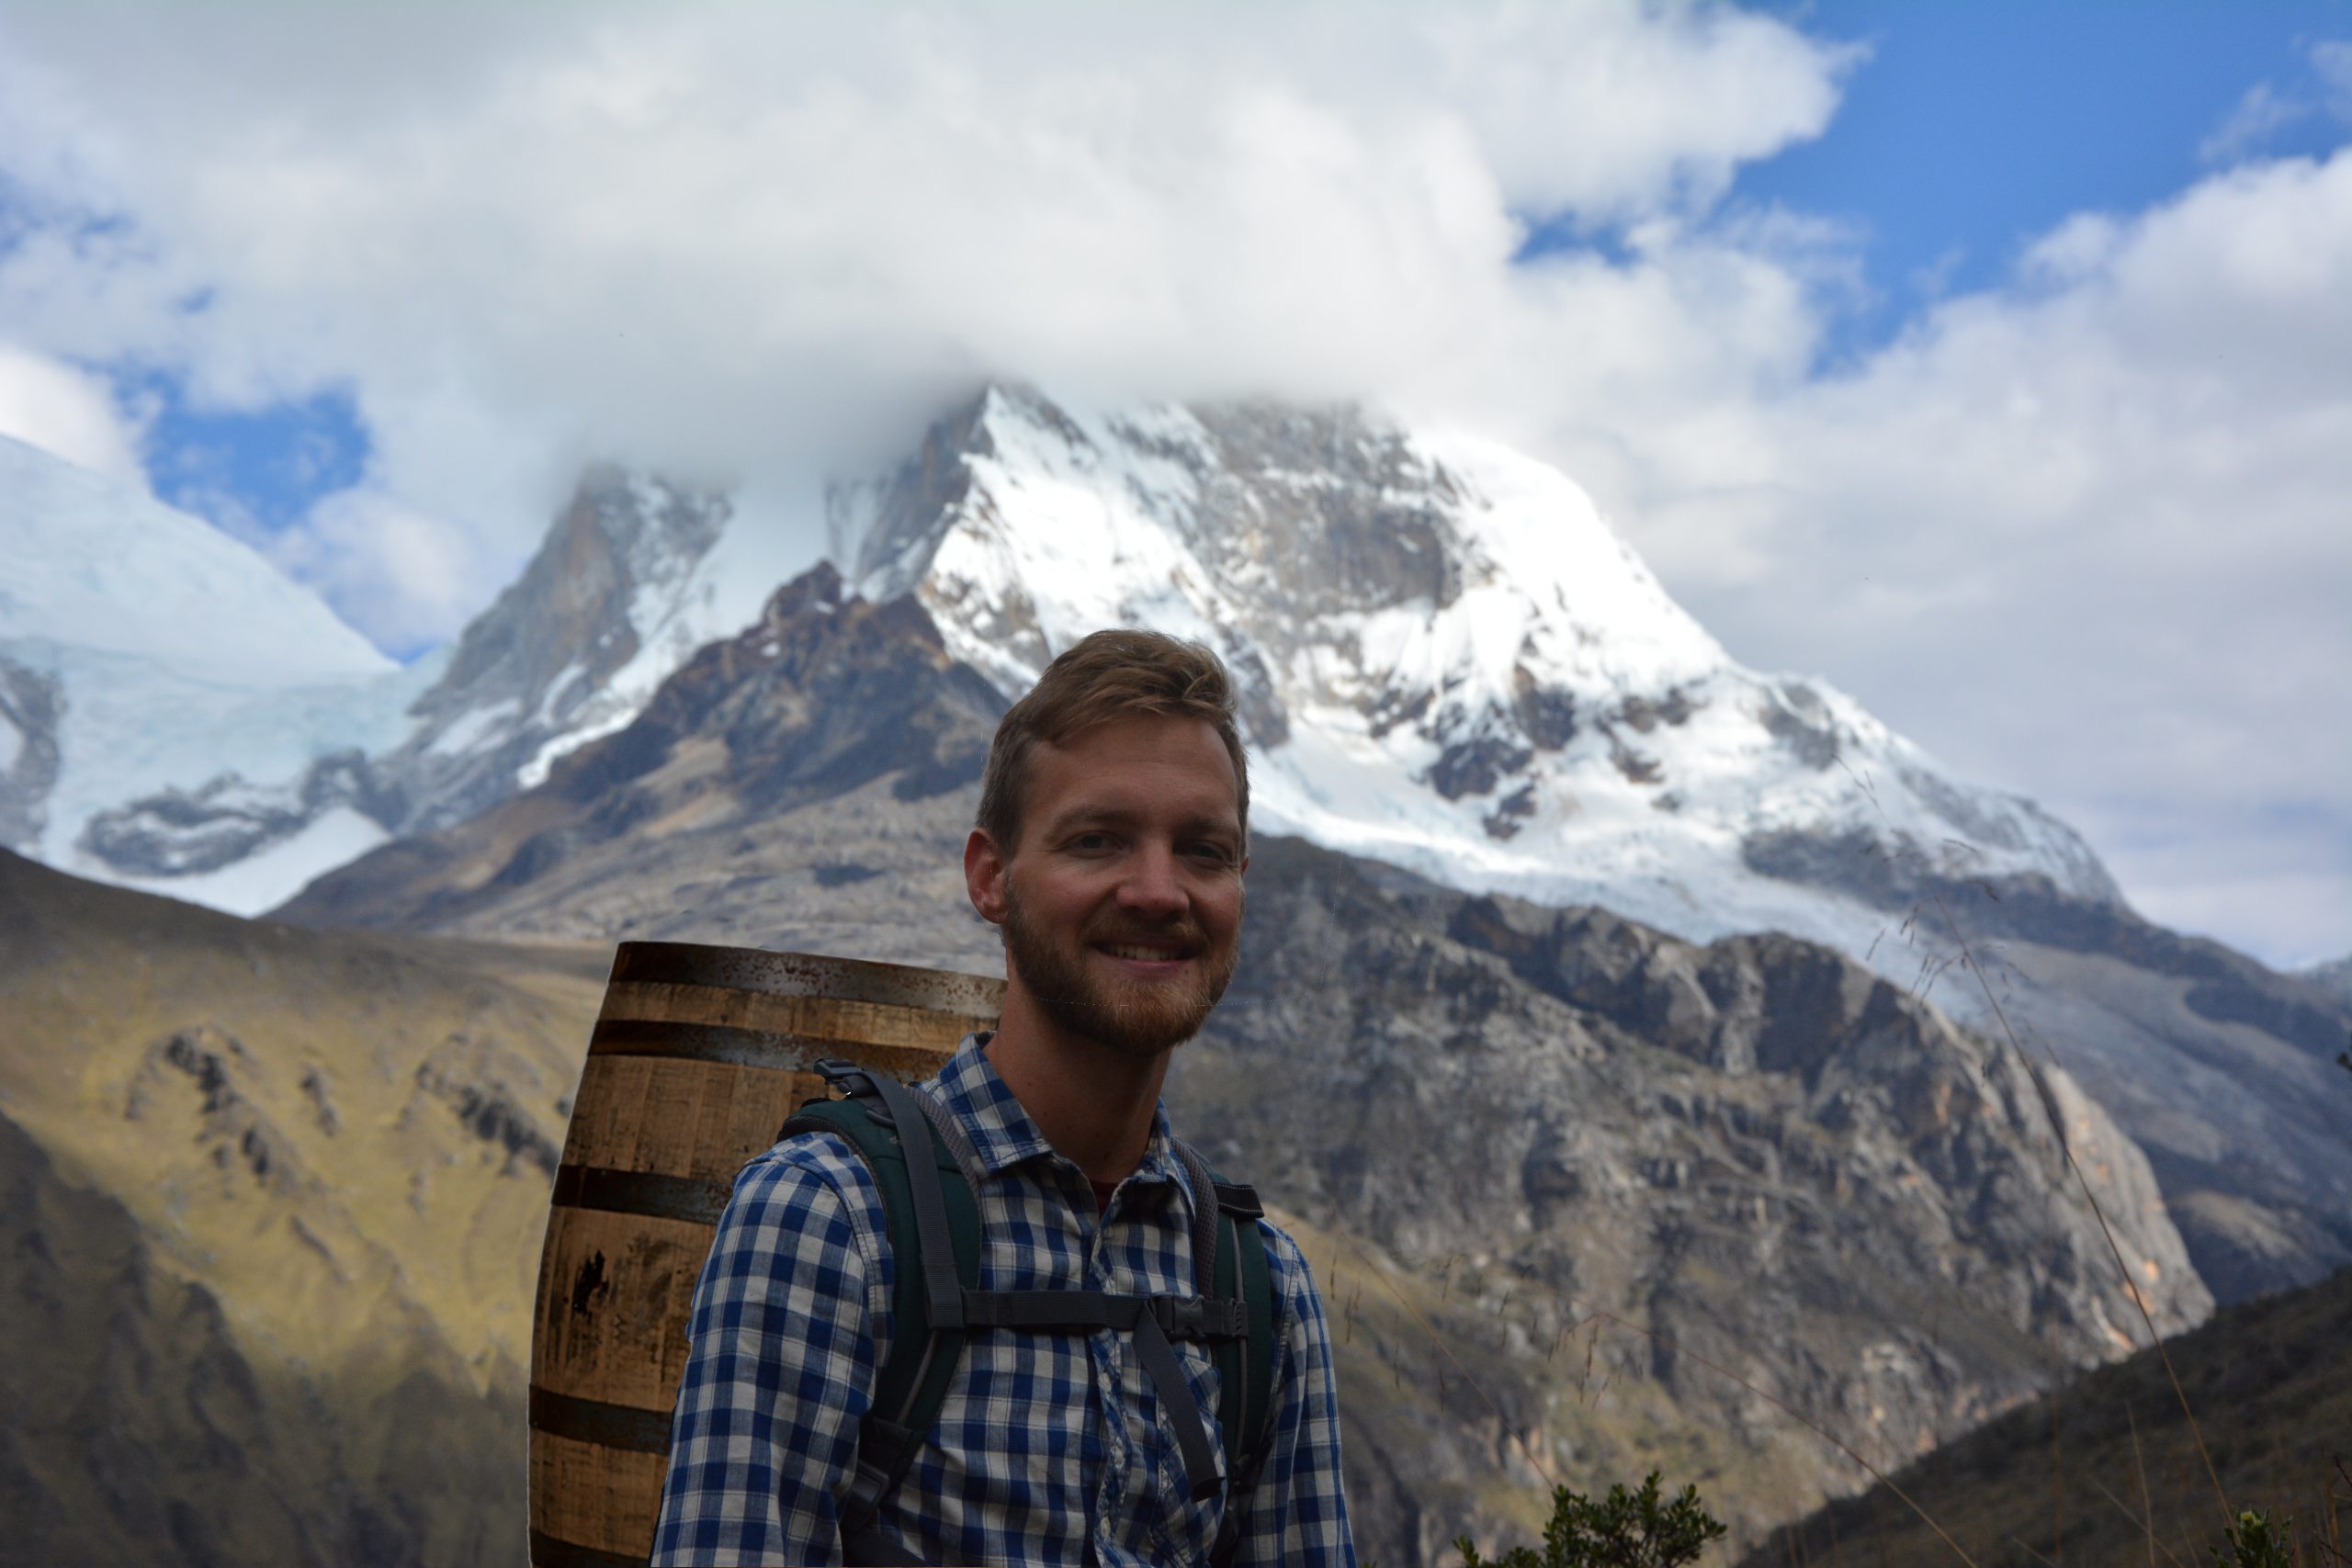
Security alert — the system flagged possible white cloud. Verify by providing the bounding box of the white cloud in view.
[2194,36,2352,166]
[0,4,2344,964]
[0,343,143,480]
[263,486,499,659]
[0,3,1850,544]
[2199,81,2312,166]
[2312,39,2352,113]
[1425,3,1857,220]
[1623,150,2352,964]
[2082,799,2351,972]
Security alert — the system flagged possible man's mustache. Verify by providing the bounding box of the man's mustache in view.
[1082,920,1209,953]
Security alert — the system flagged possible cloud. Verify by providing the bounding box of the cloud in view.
[2195,36,2352,166]
[2078,799,2352,971]
[2315,39,2352,112]
[0,4,1851,554]
[2199,81,2313,166]
[1626,149,2352,961]
[261,485,498,659]
[0,3,2344,963]
[0,343,143,480]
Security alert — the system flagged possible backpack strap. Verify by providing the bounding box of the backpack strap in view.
[1173,1142,1277,1568]
[776,1061,979,1566]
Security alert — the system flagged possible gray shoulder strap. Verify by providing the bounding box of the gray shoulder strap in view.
[1169,1136,1226,1298]
[909,1080,987,1189]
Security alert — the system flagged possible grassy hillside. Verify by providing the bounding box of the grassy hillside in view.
[0,848,606,1566]
[1739,1262,2352,1567]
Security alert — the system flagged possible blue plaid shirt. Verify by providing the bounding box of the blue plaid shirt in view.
[650,1034,1358,1567]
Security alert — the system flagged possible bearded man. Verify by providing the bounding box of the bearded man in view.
[650,628,1358,1566]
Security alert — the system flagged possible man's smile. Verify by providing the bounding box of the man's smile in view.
[1093,939,1197,966]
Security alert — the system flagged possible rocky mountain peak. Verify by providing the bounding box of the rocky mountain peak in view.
[821,383,2114,963]
[2299,953,2352,1007]
[277,565,1006,939]
[387,466,734,830]
[17,389,2344,1301]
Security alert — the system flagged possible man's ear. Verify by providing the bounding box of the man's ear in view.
[964,828,1010,926]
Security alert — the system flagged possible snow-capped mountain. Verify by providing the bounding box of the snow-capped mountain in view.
[3,388,2121,953]
[0,434,431,911]
[0,447,789,913]
[2298,953,2352,1006]
[827,386,2120,958]
[381,465,740,829]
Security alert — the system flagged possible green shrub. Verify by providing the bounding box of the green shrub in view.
[1454,1471,1727,1568]
[2211,1507,2295,1568]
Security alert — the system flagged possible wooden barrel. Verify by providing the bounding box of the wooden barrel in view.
[527,941,1003,1568]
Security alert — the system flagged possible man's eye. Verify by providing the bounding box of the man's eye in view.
[1071,832,1114,852]
[1187,842,1234,865]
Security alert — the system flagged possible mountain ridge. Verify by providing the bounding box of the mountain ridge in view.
[10,385,2348,1298]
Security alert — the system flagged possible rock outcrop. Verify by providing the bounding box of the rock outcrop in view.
[1176,839,2210,1559]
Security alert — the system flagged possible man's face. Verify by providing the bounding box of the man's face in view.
[971,715,1247,1057]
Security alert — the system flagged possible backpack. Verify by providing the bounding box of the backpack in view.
[776,1058,1278,1568]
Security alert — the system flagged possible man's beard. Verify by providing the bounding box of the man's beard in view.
[1001,886,1238,1057]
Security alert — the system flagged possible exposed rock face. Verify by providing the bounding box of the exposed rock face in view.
[279,563,1009,955]
[828,390,2352,1292]
[78,751,400,877]
[0,650,62,852]
[1745,831,2352,1301]
[18,394,2340,1304]
[384,466,734,829]
[288,451,2352,1300]
[276,574,2218,1560]
[1171,839,2208,1559]
[832,386,2121,935]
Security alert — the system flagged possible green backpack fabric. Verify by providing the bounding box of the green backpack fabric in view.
[776,1059,1278,1568]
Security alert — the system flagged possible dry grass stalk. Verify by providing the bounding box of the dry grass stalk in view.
[2128,1400,2159,1568]
[1832,759,2232,1535]
[1927,883,2233,1535]
[2085,1474,2188,1568]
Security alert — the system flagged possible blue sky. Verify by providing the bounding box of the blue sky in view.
[1742,0,2352,356]
[135,375,368,545]
[1515,3,2352,350]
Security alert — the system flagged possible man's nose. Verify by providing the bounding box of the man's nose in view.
[1116,841,1189,917]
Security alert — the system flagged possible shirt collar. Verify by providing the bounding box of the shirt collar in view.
[931,1032,1186,1190]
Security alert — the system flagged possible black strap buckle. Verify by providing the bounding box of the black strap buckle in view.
[1211,1180,1263,1219]
[815,1057,877,1092]
[1151,1294,1247,1341]
[815,1058,889,1120]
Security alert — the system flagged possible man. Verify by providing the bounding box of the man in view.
[650,628,1358,1566]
